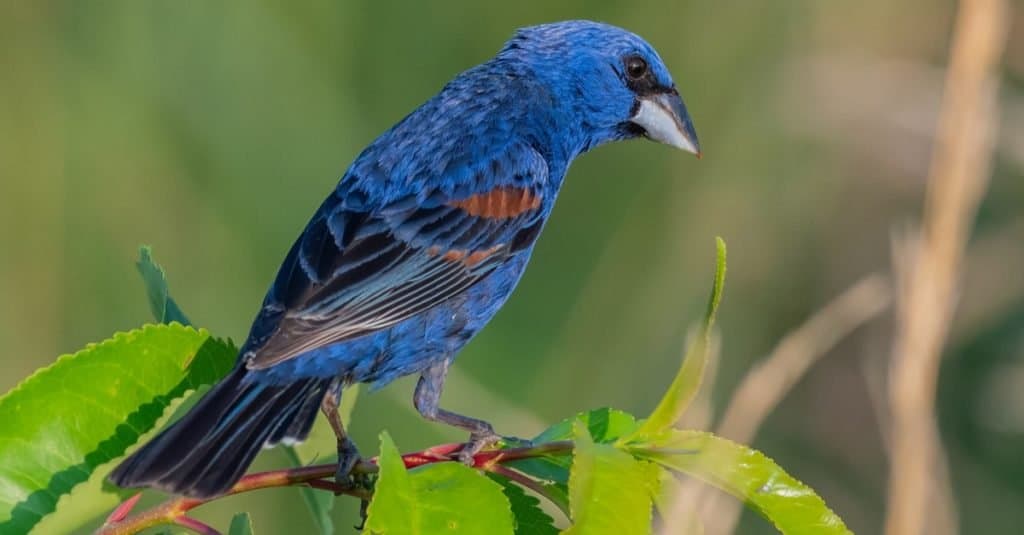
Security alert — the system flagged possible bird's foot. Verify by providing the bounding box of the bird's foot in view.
[333,438,369,494]
[456,426,502,466]
[355,498,370,531]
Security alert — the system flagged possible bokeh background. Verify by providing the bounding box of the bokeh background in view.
[2,1,1023,533]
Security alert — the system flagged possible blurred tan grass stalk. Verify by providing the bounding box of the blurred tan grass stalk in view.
[885,0,1010,534]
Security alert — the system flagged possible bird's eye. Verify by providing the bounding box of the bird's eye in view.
[625,56,648,80]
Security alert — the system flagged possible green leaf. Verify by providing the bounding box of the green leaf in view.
[562,422,655,535]
[650,470,704,534]
[229,512,255,535]
[508,408,637,514]
[626,237,726,441]
[631,430,852,535]
[0,324,235,534]
[365,432,515,534]
[136,245,190,325]
[534,407,639,444]
[490,476,558,535]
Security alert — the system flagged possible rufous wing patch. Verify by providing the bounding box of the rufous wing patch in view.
[428,244,504,268]
[461,245,503,267]
[449,187,541,219]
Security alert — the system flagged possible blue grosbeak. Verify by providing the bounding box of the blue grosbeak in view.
[111,19,699,498]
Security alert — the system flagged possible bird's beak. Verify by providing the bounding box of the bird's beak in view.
[630,90,701,157]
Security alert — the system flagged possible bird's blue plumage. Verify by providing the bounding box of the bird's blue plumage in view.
[110,19,700,498]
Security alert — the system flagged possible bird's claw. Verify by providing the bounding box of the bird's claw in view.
[355,498,370,530]
[334,439,370,494]
[455,426,512,466]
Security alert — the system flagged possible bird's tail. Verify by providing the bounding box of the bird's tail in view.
[109,366,331,498]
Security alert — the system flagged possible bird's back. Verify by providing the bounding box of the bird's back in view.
[237,59,563,386]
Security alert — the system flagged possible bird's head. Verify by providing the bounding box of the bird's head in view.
[499,20,700,157]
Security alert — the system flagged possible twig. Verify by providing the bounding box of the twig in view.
[174,516,221,535]
[96,440,574,535]
[103,492,142,524]
[884,0,1009,534]
[660,274,892,534]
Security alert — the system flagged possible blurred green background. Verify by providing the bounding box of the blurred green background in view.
[2,1,1022,533]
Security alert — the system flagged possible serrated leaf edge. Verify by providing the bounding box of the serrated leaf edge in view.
[0,323,212,407]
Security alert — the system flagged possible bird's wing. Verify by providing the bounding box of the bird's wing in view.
[243,146,548,370]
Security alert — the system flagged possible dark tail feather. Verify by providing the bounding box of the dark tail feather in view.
[109,367,331,498]
[269,384,325,445]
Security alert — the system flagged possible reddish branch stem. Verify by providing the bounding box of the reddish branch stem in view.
[174,515,219,535]
[96,440,573,535]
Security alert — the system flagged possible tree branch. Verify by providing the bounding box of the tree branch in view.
[174,515,220,535]
[96,440,574,535]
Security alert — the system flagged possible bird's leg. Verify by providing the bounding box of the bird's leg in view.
[355,499,370,531]
[321,381,363,490]
[413,359,502,465]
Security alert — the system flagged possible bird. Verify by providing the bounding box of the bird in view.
[109,19,700,499]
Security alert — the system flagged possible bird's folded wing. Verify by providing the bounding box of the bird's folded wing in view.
[244,147,548,370]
